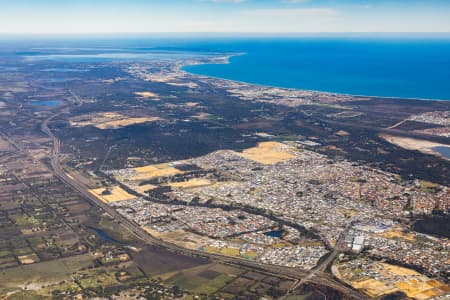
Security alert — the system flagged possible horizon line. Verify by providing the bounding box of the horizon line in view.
[1,32,450,36]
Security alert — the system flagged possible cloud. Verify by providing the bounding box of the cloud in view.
[242,8,337,18]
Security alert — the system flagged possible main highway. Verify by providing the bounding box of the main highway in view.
[40,98,367,299]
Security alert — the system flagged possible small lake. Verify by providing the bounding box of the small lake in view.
[432,146,450,159]
[264,230,282,238]
[88,226,124,244]
[41,68,87,72]
[29,100,61,107]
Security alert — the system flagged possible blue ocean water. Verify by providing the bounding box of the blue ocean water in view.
[2,35,450,100]
[182,37,450,101]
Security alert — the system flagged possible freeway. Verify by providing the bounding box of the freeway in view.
[40,98,367,299]
[284,222,355,297]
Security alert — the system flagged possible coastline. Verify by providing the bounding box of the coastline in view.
[181,53,450,103]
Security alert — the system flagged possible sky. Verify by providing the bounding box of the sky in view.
[0,0,449,34]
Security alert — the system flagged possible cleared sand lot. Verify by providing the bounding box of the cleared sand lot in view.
[379,230,417,242]
[235,141,296,164]
[95,117,162,129]
[89,186,136,203]
[134,91,159,99]
[131,163,184,181]
[167,178,212,189]
[70,112,163,130]
[335,261,450,300]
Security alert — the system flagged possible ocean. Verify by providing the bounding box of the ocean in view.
[2,34,450,100]
[183,36,450,101]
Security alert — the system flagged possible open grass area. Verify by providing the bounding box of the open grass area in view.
[89,186,136,203]
[165,265,232,295]
[131,163,184,180]
[204,246,240,257]
[236,141,296,164]
[78,268,117,289]
[0,254,94,293]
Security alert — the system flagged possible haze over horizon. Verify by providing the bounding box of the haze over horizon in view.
[1,0,450,34]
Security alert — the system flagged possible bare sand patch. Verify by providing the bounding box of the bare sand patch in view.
[336,130,350,136]
[70,112,162,129]
[95,117,162,129]
[351,278,395,298]
[236,141,296,164]
[134,184,157,194]
[131,163,184,181]
[167,178,212,190]
[134,91,160,100]
[192,112,213,120]
[379,230,416,242]
[89,186,136,203]
[18,254,40,265]
[380,134,450,160]
[185,102,200,107]
[382,263,421,276]
[338,261,449,300]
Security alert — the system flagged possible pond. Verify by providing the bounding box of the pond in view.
[88,226,125,244]
[263,230,283,238]
[29,100,61,107]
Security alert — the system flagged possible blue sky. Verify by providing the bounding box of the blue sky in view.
[0,0,449,33]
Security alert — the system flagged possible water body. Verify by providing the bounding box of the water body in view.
[183,37,450,101]
[4,34,450,100]
[41,68,87,72]
[413,215,450,239]
[29,100,61,107]
[432,146,450,159]
[88,226,124,244]
[24,50,216,63]
[264,230,282,238]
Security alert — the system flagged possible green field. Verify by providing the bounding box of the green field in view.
[0,254,94,294]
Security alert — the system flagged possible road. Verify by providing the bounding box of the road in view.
[40,98,367,299]
[283,222,354,297]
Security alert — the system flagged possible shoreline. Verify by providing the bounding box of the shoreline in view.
[380,134,450,161]
[181,53,450,103]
